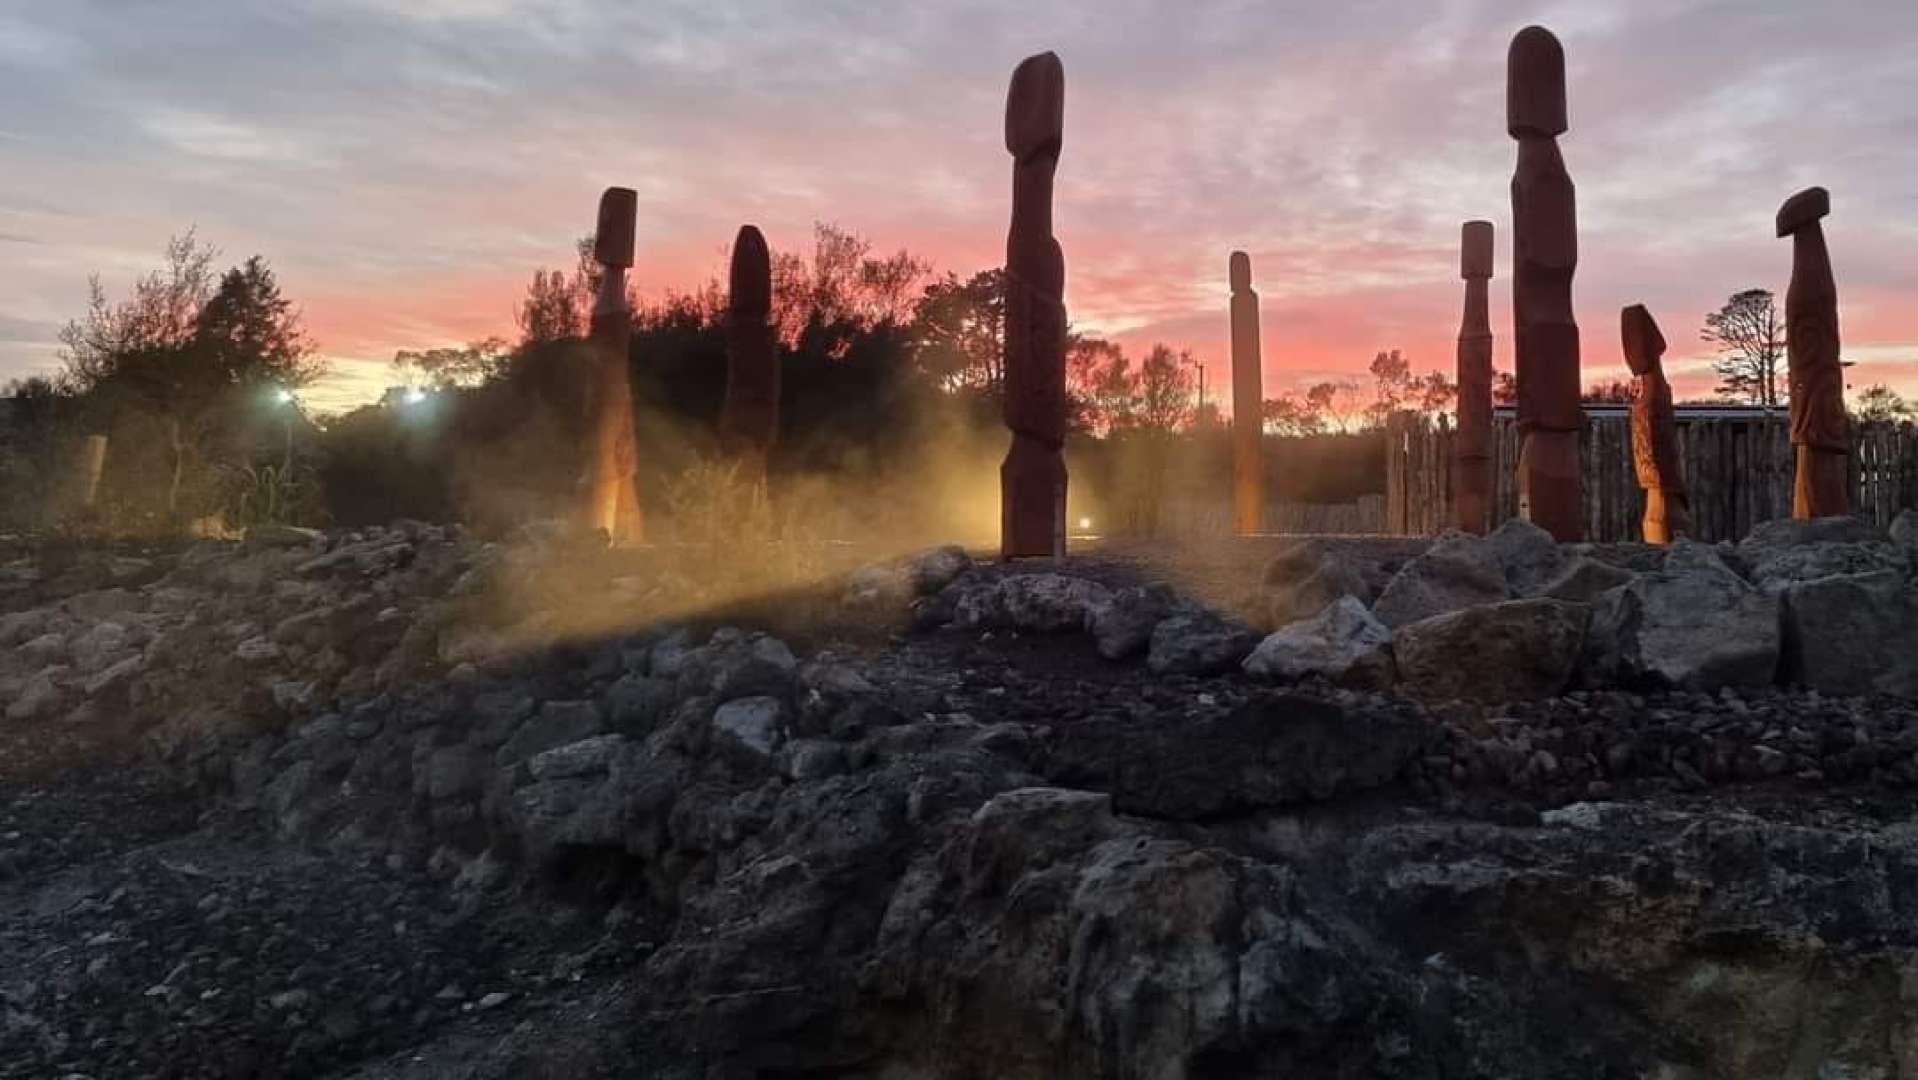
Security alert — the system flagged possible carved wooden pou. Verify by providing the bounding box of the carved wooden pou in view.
[1001,52,1068,558]
[1454,220,1495,534]
[1229,251,1262,536]
[1778,186,1849,519]
[582,186,642,543]
[1621,304,1689,544]
[722,224,777,487]
[1508,26,1582,541]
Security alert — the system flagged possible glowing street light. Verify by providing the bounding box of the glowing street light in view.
[404,386,426,406]
[274,387,295,405]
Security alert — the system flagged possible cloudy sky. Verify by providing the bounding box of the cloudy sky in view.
[3,0,1915,414]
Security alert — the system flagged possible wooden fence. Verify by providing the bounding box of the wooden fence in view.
[1385,408,1918,543]
[1150,495,1386,537]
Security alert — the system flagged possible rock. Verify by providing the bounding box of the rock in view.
[1370,532,1509,629]
[713,696,787,762]
[1737,514,1896,590]
[1781,571,1918,696]
[1084,584,1177,660]
[781,738,848,782]
[244,524,325,549]
[82,654,142,698]
[271,680,317,713]
[1484,518,1566,594]
[708,635,798,702]
[496,700,604,765]
[19,632,66,668]
[0,607,54,648]
[1242,596,1393,687]
[528,734,626,780]
[1586,541,1779,691]
[234,636,283,664]
[1145,612,1258,676]
[907,545,972,594]
[605,674,676,736]
[67,621,132,674]
[6,669,66,721]
[1259,539,1372,629]
[64,587,140,621]
[1537,556,1635,603]
[1890,509,1918,548]
[953,574,1114,634]
[1393,598,1588,702]
[1043,692,1429,818]
[420,746,489,801]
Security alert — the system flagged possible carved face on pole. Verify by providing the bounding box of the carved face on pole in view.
[1777,185,1849,518]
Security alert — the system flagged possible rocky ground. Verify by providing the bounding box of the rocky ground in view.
[6,517,1918,1078]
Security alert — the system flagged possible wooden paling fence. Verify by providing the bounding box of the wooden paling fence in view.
[1150,495,1386,537]
[1386,408,1918,543]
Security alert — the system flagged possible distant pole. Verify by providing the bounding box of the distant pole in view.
[722,224,778,491]
[1229,251,1263,535]
[1454,221,1494,534]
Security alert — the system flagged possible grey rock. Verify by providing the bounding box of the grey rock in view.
[67,621,132,674]
[781,738,849,782]
[709,635,798,702]
[907,545,972,594]
[234,635,283,664]
[954,574,1114,634]
[1484,517,1567,594]
[420,746,489,801]
[1145,612,1258,676]
[528,734,626,780]
[1781,570,1918,696]
[1587,541,1779,691]
[1084,583,1178,660]
[6,669,66,721]
[496,700,604,765]
[1737,515,1897,591]
[82,654,142,698]
[1537,556,1635,603]
[605,674,676,736]
[64,587,140,621]
[244,523,325,549]
[1242,596,1393,687]
[1890,509,1918,548]
[713,696,787,761]
[18,632,66,668]
[1371,532,1509,629]
[1394,598,1589,703]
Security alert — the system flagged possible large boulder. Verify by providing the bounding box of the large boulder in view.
[1736,514,1897,591]
[1586,541,1779,691]
[1393,598,1588,703]
[1536,556,1635,603]
[1242,596,1392,688]
[1370,532,1509,629]
[1259,540,1371,629]
[1145,612,1259,676]
[1780,570,1918,696]
[953,574,1114,634]
[1483,518,1566,595]
[1084,584,1178,660]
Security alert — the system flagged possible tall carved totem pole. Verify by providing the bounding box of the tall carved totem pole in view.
[1507,26,1583,541]
[1778,186,1849,519]
[1454,220,1495,534]
[1229,251,1263,536]
[1001,52,1069,558]
[583,187,642,543]
[722,224,778,488]
[1621,304,1690,544]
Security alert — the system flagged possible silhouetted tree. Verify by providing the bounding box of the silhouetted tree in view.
[1702,288,1785,407]
[391,338,512,389]
[1583,379,1635,404]
[1262,392,1327,437]
[909,269,1005,393]
[1855,383,1912,422]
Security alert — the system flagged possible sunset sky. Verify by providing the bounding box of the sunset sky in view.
[2,1,1915,415]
